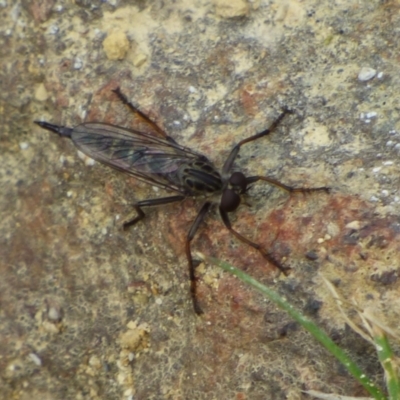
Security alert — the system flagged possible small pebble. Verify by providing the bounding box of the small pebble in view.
[345,220,362,230]
[78,150,95,166]
[35,83,48,101]
[103,31,130,61]
[305,251,318,260]
[19,142,29,150]
[358,67,376,81]
[132,51,147,67]
[360,111,377,123]
[366,111,377,119]
[48,306,61,321]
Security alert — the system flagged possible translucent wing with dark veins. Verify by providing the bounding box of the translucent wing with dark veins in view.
[70,122,209,194]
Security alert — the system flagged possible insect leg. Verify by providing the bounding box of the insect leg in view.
[123,195,185,229]
[185,201,213,315]
[219,207,291,276]
[222,108,292,175]
[113,87,177,144]
[246,176,330,194]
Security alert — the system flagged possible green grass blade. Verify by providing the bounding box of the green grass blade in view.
[199,254,386,400]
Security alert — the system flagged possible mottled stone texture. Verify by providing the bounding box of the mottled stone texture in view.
[1,1,400,399]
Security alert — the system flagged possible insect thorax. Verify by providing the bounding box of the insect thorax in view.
[177,160,223,195]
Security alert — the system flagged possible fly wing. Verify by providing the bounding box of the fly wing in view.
[70,122,206,193]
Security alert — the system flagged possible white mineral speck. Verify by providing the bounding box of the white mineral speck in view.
[78,150,95,166]
[370,195,379,202]
[48,25,59,34]
[366,111,377,119]
[372,167,381,173]
[377,72,383,79]
[382,161,394,166]
[188,86,197,93]
[358,67,376,81]
[29,353,42,366]
[73,58,83,70]
[381,190,389,197]
[19,142,29,150]
[345,220,362,230]
[48,307,60,321]
[386,140,393,147]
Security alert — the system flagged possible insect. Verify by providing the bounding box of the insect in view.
[35,87,329,315]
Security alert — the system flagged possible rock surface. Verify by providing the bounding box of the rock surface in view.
[1,1,399,399]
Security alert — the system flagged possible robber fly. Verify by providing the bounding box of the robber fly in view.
[35,87,329,315]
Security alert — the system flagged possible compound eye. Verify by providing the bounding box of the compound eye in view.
[220,189,241,212]
[229,172,247,193]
